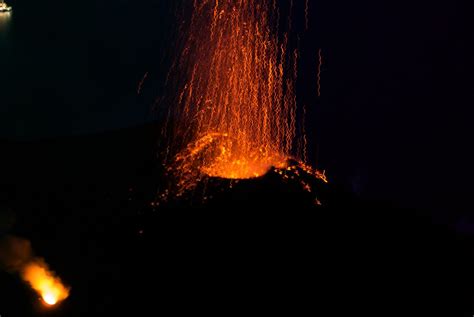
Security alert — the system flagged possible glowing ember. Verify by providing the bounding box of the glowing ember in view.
[161,0,325,196]
[22,260,70,306]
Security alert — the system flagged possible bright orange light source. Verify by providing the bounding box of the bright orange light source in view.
[42,292,58,306]
[21,261,70,307]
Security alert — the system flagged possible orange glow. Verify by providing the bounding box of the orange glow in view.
[162,0,326,195]
[21,260,70,306]
[174,133,288,181]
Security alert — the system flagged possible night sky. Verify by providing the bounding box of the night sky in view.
[3,0,472,212]
[316,0,473,214]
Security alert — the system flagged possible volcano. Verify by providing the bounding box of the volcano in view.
[157,158,328,209]
[1,123,474,316]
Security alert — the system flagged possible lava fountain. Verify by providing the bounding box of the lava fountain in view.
[161,0,323,196]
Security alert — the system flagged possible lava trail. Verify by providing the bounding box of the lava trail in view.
[161,0,324,196]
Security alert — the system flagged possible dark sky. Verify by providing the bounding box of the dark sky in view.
[0,0,176,137]
[0,0,472,211]
[314,0,473,212]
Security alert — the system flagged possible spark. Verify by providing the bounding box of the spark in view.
[302,104,308,163]
[137,72,148,95]
[317,48,323,97]
[305,0,309,31]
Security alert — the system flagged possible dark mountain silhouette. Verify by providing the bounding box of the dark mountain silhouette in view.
[0,123,473,316]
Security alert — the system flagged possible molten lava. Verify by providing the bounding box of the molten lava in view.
[175,133,288,180]
[161,0,324,196]
[22,260,70,306]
